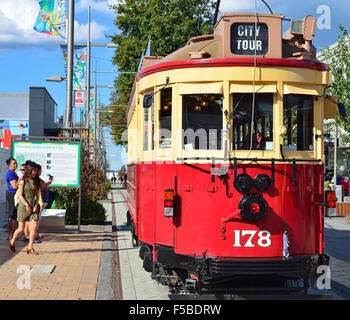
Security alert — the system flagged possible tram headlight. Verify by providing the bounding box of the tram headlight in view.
[233,173,253,193]
[254,173,272,192]
[239,193,268,223]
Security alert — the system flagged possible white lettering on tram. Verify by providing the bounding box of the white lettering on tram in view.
[233,230,272,248]
[237,39,263,51]
[237,25,261,37]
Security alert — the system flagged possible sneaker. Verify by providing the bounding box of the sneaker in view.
[24,237,29,242]
[34,239,42,243]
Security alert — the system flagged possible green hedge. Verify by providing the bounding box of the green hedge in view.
[65,200,106,225]
[53,160,111,224]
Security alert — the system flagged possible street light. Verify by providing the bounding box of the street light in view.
[46,75,67,82]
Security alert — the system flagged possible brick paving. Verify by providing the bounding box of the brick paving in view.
[0,225,104,300]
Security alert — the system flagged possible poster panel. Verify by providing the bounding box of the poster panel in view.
[12,141,80,187]
[74,90,85,108]
[60,45,87,90]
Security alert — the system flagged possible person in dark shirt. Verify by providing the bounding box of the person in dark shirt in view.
[5,158,19,240]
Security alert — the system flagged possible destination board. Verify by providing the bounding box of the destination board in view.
[231,23,269,55]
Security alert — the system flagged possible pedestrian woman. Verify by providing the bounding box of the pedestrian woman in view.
[9,161,40,255]
[5,158,18,240]
[23,162,52,242]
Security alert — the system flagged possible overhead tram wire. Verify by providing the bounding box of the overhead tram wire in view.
[213,0,221,27]
[261,0,273,14]
[247,0,259,157]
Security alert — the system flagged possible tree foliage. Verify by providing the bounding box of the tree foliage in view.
[322,24,350,142]
[54,159,110,224]
[107,0,216,145]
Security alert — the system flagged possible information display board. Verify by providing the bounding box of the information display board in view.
[12,141,80,187]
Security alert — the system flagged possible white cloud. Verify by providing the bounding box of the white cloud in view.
[76,0,119,15]
[220,0,256,13]
[0,0,110,51]
[74,20,108,42]
[0,0,60,50]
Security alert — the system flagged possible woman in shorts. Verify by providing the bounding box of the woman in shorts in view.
[9,161,40,255]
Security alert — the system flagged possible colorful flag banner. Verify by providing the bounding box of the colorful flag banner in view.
[33,0,66,39]
[89,93,95,132]
[60,45,87,91]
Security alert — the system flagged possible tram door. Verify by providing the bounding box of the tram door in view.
[154,87,176,248]
[138,92,156,246]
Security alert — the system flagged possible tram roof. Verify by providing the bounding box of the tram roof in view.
[138,13,321,73]
[128,13,328,119]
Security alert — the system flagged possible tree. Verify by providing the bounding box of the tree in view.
[107,0,216,145]
[321,24,350,143]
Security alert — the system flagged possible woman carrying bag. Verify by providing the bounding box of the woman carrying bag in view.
[9,161,40,255]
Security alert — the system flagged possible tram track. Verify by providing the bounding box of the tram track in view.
[111,187,123,300]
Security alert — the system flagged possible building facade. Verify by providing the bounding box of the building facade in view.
[0,87,61,149]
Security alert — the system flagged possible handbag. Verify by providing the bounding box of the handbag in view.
[14,179,24,208]
[14,190,20,208]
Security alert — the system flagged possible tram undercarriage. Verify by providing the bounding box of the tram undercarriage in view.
[135,239,330,295]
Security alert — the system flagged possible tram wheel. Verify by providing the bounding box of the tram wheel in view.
[143,248,153,273]
[139,245,148,260]
[126,210,132,226]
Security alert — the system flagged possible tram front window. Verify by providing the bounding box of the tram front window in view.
[182,94,223,150]
[232,93,273,150]
[283,94,314,151]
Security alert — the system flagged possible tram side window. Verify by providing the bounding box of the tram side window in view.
[144,107,149,151]
[283,94,314,151]
[232,93,273,150]
[159,88,172,148]
[182,94,223,150]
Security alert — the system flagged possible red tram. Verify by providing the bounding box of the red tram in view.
[125,12,338,293]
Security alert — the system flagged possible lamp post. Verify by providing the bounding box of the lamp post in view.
[64,0,75,136]
[86,6,91,153]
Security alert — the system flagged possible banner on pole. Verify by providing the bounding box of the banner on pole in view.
[33,0,66,39]
[60,45,87,91]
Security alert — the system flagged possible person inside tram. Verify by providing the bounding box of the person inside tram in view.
[244,131,263,150]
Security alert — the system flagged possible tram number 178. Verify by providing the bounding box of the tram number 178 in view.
[233,230,271,248]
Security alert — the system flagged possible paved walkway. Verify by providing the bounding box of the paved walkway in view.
[0,224,104,300]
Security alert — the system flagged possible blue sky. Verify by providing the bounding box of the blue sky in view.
[0,0,349,171]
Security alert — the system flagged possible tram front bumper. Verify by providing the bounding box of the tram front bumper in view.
[208,254,329,278]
